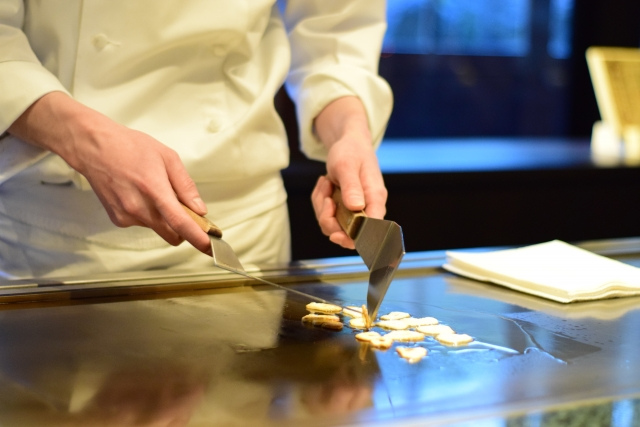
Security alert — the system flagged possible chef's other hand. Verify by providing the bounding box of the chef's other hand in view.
[311,96,387,249]
[79,366,206,427]
[8,92,212,255]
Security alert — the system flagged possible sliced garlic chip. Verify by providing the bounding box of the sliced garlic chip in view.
[404,317,439,327]
[385,330,425,342]
[306,302,342,314]
[370,336,394,350]
[416,324,455,336]
[302,313,340,325]
[396,346,428,362]
[320,321,344,331]
[349,318,367,329]
[361,305,372,329]
[355,331,381,342]
[343,306,364,318]
[436,333,473,346]
[380,311,411,321]
[376,319,411,330]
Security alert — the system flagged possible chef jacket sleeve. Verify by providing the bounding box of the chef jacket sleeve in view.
[0,1,69,134]
[280,0,393,162]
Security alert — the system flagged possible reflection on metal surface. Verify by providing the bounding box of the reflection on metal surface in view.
[0,241,639,425]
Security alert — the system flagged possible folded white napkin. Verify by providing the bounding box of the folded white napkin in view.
[443,240,640,303]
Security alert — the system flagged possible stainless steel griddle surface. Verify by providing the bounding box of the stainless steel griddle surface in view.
[0,239,639,426]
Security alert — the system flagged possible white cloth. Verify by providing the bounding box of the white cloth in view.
[444,240,640,303]
[0,0,392,276]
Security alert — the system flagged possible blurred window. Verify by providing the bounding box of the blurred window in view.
[380,0,575,138]
[385,0,531,57]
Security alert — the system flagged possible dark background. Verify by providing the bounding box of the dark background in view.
[278,0,640,261]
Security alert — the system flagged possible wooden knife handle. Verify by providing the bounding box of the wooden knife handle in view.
[181,203,223,238]
[332,187,366,240]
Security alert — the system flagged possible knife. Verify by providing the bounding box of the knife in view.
[331,188,405,322]
[181,203,332,304]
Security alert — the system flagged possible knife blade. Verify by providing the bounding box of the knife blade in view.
[181,204,332,304]
[331,188,405,322]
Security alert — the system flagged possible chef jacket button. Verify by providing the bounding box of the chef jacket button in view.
[211,45,227,57]
[207,119,219,133]
[92,33,120,51]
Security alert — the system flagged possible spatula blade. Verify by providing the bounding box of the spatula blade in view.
[331,187,406,322]
[209,235,246,273]
[359,219,405,322]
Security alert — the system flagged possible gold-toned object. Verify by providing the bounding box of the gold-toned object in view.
[587,46,640,158]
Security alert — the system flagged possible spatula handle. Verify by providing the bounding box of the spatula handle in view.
[181,203,223,238]
[332,187,366,240]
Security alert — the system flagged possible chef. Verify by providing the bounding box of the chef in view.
[0,1,392,278]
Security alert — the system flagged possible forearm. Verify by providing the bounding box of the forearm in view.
[7,91,105,174]
[311,95,386,222]
[282,0,392,162]
[313,96,372,150]
[309,99,387,247]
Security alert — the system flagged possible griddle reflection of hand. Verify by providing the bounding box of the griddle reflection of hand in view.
[300,365,373,416]
[78,366,207,427]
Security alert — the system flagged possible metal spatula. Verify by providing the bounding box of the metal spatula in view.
[332,188,405,322]
[181,203,331,302]
[182,204,245,272]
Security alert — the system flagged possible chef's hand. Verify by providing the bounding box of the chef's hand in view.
[311,96,387,249]
[8,91,212,255]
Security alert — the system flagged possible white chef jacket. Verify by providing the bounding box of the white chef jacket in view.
[0,0,393,277]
